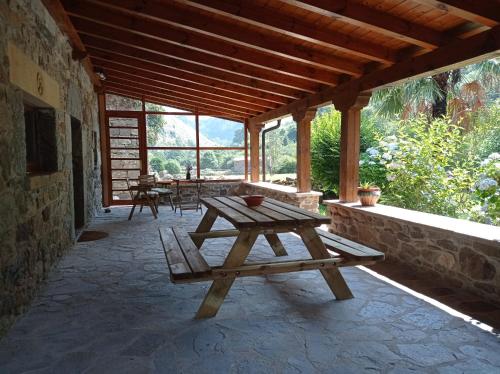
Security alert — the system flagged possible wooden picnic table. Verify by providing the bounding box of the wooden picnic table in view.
[159,196,384,318]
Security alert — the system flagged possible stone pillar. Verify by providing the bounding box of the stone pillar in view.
[334,93,371,202]
[249,123,264,182]
[292,109,317,193]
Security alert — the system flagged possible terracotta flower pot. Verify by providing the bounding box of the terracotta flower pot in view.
[358,187,381,206]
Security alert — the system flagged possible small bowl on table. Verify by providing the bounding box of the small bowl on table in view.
[241,195,265,207]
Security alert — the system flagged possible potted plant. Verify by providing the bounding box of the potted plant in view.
[358,182,381,206]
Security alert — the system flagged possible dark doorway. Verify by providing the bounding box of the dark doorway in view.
[71,117,85,230]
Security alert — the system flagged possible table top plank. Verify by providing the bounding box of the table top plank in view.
[213,197,275,225]
[258,201,314,222]
[226,197,297,224]
[202,197,256,227]
[264,198,331,224]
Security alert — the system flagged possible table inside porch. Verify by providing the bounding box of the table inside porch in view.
[165,196,365,318]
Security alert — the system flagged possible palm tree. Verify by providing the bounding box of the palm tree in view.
[369,59,499,124]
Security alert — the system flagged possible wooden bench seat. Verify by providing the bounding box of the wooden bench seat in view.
[315,228,385,263]
[159,227,212,283]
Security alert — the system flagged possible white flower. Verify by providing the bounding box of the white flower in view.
[386,174,396,181]
[488,152,500,160]
[386,143,398,151]
[382,152,392,160]
[477,177,498,191]
[385,135,397,143]
[366,148,379,157]
[480,158,491,167]
[368,161,376,165]
[387,162,402,169]
[359,160,365,166]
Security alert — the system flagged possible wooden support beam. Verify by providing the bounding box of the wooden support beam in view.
[63,0,341,86]
[249,124,265,182]
[74,0,364,76]
[293,109,317,193]
[78,33,304,100]
[248,26,500,125]
[40,0,101,86]
[97,93,110,206]
[335,93,371,202]
[71,18,318,95]
[175,0,397,63]
[280,0,454,49]
[415,0,499,27]
[88,49,286,106]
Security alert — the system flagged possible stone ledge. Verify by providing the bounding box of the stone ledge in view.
[324,200,500,243]
[243,181,323,197]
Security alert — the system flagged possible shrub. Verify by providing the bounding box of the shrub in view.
[469,153,500,225]
[276,155,296,174]
[163,159,181,175]
[150,157,164,172]
[201,151,219,169]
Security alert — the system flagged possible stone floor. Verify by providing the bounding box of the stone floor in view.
[0,206,499,373]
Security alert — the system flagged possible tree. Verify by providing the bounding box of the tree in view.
[163,159,181,175]
[150,157,164,172]
[201,151,219,169]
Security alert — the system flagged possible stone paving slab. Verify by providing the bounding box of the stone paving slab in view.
[0,206,499,373]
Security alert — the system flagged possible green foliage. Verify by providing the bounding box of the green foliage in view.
[276,155,296,173]
[469,153,500,225]
[163,159,181,175]
[149,157,164,173]
[461,102,500,160]
[311,108,379,194]
[201,151,219,169]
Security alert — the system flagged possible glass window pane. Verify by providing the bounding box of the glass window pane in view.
[200,150,245,180]
[106,94,142,111]
[145,102,191,113]
[263,119,297,182]
[147,114,196,147]
[199,116,244,147]
[148,150,197,180]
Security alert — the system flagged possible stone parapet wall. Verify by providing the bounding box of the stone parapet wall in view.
[0,0,101,335]
[241,182,322,212]
[163,181,242,203]
[324,201,500,304]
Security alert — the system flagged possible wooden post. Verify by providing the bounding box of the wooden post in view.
[249,123,264,182]
[334,93,371,202]
[97,92,110,207]
[293,109,317,193]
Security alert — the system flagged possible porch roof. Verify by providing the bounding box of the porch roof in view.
[43,0,499,123]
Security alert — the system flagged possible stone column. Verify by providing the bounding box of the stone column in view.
[334,93,371,202]
[292,109,317,193]
[249,123,264,182]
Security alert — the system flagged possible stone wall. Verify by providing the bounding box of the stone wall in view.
[325,201,500,304]
[241,182,321,212]
[161,180,242,203]
[0,1,101,335]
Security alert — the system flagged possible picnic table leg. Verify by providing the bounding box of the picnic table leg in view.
[195,230,259,319]
[297,227,353,300]
[264,233,288,256]
[191,207,218,249]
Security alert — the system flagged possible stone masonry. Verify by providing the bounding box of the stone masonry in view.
[0,0,102,335]
[325,201,500,305]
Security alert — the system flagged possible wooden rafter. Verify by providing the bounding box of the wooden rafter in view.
[249,26,500,124]
[62,0,341,85]
[173,0,397,63]
[278,0,455,49]
[69,0,364,76]
[415,0,500,27]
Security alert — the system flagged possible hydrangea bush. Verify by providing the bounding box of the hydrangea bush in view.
[470,153,500,225]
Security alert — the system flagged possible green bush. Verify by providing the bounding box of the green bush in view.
[163,159,181,175]
[276,155,296,173]
[469,153,500,225]
[150,157,164,172]
[201,151,219,169]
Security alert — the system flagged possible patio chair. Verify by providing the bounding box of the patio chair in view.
[126,177,159,220]
[174,179,204,216]
[139,175,174,210]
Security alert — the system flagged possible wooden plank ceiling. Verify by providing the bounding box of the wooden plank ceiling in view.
[48,0,499,122]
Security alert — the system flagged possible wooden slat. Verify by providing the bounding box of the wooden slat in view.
[172,227,211,275]
[259,200,314,222]
[159,227,193,281]
[201,198,256,228]
[315,228,385,261]
[213,197,275,225]
[264,198,331,224]
[227,196,296,223]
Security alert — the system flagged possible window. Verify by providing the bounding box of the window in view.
[200,150,245,180]
[148,150,197,179]
[146,114,196,147]
[24,105,57,174]
[199,116,244,147]
[105,93,142,111]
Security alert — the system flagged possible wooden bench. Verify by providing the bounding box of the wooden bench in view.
[159,227,212,283]
[314,228,384,264]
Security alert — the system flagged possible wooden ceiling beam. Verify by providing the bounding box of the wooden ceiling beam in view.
[70,17,320,94]
[105,74,263,114]
[88,49,287,107]
[95,62,274,111]
[249,26,500,124]
[105,86,246,121]
[79,34,303,100]
[279,0,454,49]
[62,0,340,85]
[105,81,256,117]
[174,0,397,63]
[40,0,101,86]
[76,0,364,76]
[415,0,499,27]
